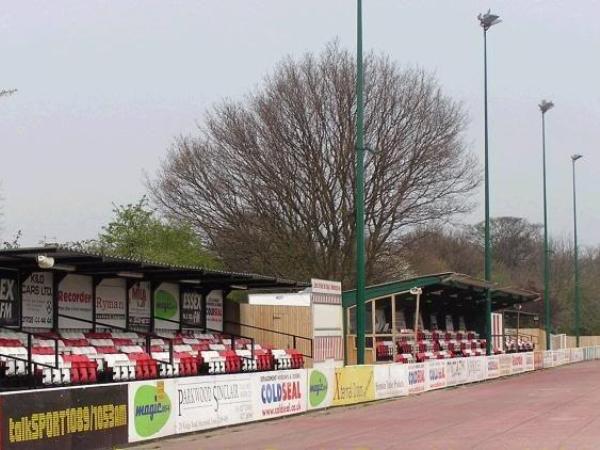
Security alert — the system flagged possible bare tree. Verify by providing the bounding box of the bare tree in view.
[0,89,17,99]
[150,43,479,285]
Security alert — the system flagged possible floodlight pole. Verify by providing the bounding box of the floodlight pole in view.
[411,288,423,356]
[478,11,501,356]
[571,154,583,347]
[539,99,554,350]
[355,0,366,365]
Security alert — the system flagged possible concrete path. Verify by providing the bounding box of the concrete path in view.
[127,360,600,450]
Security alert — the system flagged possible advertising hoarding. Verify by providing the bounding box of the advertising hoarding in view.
[486,355,500,379]
[154,283,180,330]
[1,384,128,450]
[21,272,52,329]
[307,367,335,409]
[407,363,426,395]
[128,380,177,442]
[128,281,151,331]
[375,364,409,398]
[180,289,203,327]
[58,274,93,329]
[425,359,447,391]
[96,278,126,329]
[331,366,375,406]
[0,268,20,327]
[253,369,306,419]
[176,374,254,433]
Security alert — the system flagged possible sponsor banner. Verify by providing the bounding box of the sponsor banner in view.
[154,283,180,330]
[129,282,151,331]
[331,366,375,406]
[553,349,567,366]
[375,364,409,399]
[307,367,335,409]
[570,348,584,363]
[206,290,223,332]
[511,353,525,374]
[407,363,426,395]
[254,369,306,418]
[534,351,544,370]
[58,275,93,329]
[466,356,487,383]
[446,358,468,386]
[2,384,128,450]
[499,354,512,376]
[181,289,203,327]
[176,374,254,433]
[0,268,20,327]
[524,352,535,372]
[129,379,177,442]
[310,279,342,296]
[425,360,447,391]
[96,278,126,329]
[486,355,500,379]
[22,272,53,329]
[543,350,554,368]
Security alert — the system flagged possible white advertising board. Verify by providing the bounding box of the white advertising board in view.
[553,349,567,366]
[206,290,223,332]
[511,353,525,374]
[253,369,306,419]
[499,354,512,376]
[175,373,254,433]
[375,364,409,399]
[407,363,426,395]
[425,359,447,391]
[524,352,535,371]
[307,367,335,409]
[96,278,126,329]
[154,282,180,330]
[466,356,487,383]
[543,350,554,368]
[129,281,151,331]
[446,358,468,386]
[310,279,342,295]
[58,274,93,329]
[128,379,177,442]
[486,355,500,379]
[570,348,584,363]
[21,272,53,329]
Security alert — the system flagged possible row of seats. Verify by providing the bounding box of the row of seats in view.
[0,329,304,388]
[376,330,535,363]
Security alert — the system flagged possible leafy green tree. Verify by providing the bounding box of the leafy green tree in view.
[91,197,221,268]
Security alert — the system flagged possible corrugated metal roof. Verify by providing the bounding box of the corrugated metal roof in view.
[342,272,540,308]
[0,245,309,289]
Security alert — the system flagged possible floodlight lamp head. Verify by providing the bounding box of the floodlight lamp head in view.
[539,99,555,114]
[37,255,55,269]
[478,10,501,30]
[571,154,583,162]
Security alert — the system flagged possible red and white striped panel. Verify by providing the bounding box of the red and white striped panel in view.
[311,293,341,305]
[313,336,344,362]
[492,313,503,350]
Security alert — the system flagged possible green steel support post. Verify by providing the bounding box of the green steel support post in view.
[542,112,551,350]
[355,0,366,365]
[483,28,492,356]
[572,155,582,347]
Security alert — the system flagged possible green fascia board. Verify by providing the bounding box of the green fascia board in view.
[342,273,451,308]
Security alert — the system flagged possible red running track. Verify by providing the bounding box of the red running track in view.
[126,360,600,450]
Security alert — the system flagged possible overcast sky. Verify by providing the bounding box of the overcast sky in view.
[1,1,599,248]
